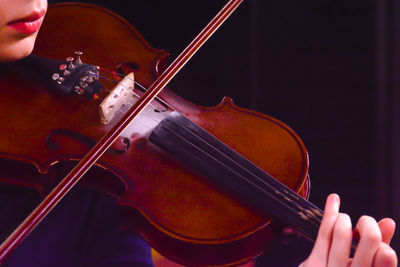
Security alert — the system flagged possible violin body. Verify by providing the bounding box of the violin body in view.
[0,3,310,266]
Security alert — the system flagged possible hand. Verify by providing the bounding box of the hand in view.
[299,194,397,267]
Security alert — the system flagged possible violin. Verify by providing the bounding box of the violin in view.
[0,2,318,266]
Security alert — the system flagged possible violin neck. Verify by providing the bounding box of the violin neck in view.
[149,111,323,241]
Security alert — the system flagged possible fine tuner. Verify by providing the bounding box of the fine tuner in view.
[51,51,102,97]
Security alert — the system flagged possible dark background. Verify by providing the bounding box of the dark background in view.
[48,0,400,262]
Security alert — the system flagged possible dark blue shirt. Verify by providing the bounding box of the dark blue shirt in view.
[0,183,154,267]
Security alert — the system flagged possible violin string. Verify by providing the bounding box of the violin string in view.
[100,73,323,230]
[114,101,165,127]
[158,119,322,234]
[168,117,323,222]
[97,74,167,126]
[158,122,322,238]
[175,123,323,225]
[114,108,157,132]
[110,91,166,126]
[97,67,122,81]
[112,89,163,115]
[93,71,322,232]
[93,72,167,132]
[95,72,167,114]
[92,72,167,115]
[95,68,174,111]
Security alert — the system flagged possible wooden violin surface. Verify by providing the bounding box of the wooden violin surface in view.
[0,3,311,266]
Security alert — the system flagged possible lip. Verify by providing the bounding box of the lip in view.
[7,10,46,35]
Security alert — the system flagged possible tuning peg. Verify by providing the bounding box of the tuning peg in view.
[89,67,100,80]
[59,64,70,76]
[74,86,84,95]
[80,81,88,88]
[81,75,94,84]
[66,57,75,70]
[75,51,83,64]
[52,73,60,81]
[57,76,65,84]
[59,64,67,71]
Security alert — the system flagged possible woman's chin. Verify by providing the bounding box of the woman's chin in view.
[0,35,36,62]
[0,51,32,62]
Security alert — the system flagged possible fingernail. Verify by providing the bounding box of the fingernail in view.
[330,193,340,210]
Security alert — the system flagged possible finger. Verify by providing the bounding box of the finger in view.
[378,218,396,244]
[346,258,353,267]
[351,216,382,267]
[327,213,352,267]
[308,194,340,264]
[372,243,397,267]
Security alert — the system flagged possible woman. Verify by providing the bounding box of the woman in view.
[0,0,397,266]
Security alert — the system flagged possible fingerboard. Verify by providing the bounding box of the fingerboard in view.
[149,111,323,240]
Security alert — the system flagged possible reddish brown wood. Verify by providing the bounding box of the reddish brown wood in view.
[0,3,310,266]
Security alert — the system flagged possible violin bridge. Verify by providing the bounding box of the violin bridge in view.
[99,72,135,125]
